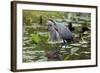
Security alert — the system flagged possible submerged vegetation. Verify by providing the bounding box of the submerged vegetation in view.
[23,10,91,62]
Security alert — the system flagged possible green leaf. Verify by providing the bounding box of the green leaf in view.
[31,34,40,44]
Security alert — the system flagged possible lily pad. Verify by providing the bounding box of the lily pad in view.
[31,34,40,44]
[70,43,81,47]
[71,48,79,55]
[80,41,88,44]
[81,45,88,48]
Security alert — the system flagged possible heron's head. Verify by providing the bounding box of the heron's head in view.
[47,19,56,32]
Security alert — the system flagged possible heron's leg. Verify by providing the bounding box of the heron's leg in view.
[62,40,67,48]
[64,40,67,48]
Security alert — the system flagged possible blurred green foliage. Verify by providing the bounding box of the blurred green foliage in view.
[23,10,65,26]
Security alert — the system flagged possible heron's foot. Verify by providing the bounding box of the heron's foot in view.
[62,45,67,48]
[62,42,67,48]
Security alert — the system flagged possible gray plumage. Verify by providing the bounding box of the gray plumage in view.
[48,20,61,41]
[47,19,73,44]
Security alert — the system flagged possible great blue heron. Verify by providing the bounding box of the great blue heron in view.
[47,19,73,47]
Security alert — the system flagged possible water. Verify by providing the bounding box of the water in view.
[22,22,91,63]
